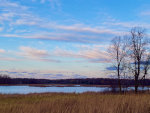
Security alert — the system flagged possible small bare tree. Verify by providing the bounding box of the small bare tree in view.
[109,36,127,92]
[141,54,150,89]
[127,27,150,93]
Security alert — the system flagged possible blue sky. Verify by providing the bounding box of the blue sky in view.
[0,0,150,79]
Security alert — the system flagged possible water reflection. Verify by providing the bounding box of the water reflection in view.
[0,86,149,94]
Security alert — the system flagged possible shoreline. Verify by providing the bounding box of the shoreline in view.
[0,84,111,87]
[0,84,149,88]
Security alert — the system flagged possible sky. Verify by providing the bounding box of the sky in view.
[0,0,150,79]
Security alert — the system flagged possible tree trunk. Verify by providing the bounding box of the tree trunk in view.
[135,84,138,93]
[118,67,122,93]
[135,76,139,93]
[118,79,122,93]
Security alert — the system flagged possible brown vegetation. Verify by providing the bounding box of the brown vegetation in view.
[0,92,150,113]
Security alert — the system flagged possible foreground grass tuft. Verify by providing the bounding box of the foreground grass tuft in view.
[0,92,150,113]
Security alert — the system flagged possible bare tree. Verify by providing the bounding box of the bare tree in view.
[141,54,150,89]
[127,27,150,93]
[109,36,127,92]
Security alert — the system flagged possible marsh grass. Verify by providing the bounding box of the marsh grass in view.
[0,92,150,113]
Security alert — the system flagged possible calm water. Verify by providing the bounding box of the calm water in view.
[0,86,149,94]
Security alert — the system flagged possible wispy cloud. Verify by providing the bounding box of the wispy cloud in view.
[0,49,5,53]
[54,45,111,63]
[20,46,49,58]
[0,27,121,44]
[19,46,60,62]
[40,0,61,10]
[17,45,110,63]
[0,0,41,32]
[0,27,3,32]
[0,0,28,10]
[0,57,18,61]
[140,10,150,16]
[0,70,87,79]
[0,0,126,44]
[0,48,20,61]
[54,24,122,35]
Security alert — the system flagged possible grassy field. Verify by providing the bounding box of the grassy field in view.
[0,92,150,113]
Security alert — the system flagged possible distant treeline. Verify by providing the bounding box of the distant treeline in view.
[0,75,150,86]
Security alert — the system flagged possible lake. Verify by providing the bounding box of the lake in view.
[0,85,149,94]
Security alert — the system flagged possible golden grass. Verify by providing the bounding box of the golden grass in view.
[0,92,150,113]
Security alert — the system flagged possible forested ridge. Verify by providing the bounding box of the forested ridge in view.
[0,75,150,86]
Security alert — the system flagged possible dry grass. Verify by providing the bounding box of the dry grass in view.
[0,92,150,113]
